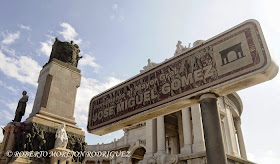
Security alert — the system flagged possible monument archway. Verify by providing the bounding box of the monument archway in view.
[129,146,146,164]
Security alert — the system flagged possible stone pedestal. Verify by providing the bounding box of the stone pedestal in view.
[26,59,84,136]
[0,122,21,164]
[49,148,73,164]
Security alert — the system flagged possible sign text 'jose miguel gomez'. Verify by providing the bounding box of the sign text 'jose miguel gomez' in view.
[87,19,278,135]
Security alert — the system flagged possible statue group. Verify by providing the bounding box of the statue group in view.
[48,37,82,67]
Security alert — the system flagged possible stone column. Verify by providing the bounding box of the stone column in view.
[199,93,227,164]
[124,129,129,146]
[224,108,239,156]
[171,136,179,155]
[181,107,192,154]
[191,104,206,153]
[155,116,165,155]
[234,118,247,159]
[144,119,157,158]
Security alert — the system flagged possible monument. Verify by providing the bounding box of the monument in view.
[0,38,85,164]
[86,19,278,164]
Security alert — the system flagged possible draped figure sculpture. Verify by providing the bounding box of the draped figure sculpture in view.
[54,123,68,149]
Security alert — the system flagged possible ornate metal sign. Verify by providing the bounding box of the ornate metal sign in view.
[88,20,278,135]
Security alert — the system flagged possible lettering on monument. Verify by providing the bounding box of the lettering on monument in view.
[88,20,278,135]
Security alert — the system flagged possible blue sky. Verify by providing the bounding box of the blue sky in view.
[0,0,279,163]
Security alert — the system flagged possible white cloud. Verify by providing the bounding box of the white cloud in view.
[79,54,101,72]
[59,22,82,44]
[74,76,123,126]
[0,45,16,56]
[0,80,18,93]
[0,110,13,122]
[19,24,31,31]
[0,51,41,86]
[1,31,20,45]
[40,39,53,56]
[4,102,17,112]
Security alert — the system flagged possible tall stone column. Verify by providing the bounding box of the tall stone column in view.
[234,118,247,159]
[224,108,239,156]
[181,107,192,154]
[171,136,179,155]
[155,116,166,155]
[199,93,227,164]
[25,59,84,136]
[144,119,157,158]
[191,104,206,153]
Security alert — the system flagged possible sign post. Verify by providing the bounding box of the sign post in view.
[87,19,278,135]
[200,93,227,164]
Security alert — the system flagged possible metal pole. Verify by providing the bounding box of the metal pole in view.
[199,93,227,164]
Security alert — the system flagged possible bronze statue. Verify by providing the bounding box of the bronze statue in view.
[13,91,28,122]
[48,37,82,67]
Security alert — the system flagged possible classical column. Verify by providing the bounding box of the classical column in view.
[124,129,129,146]
[176,111,184,150]
[181,107,192,154]
[171,136,179,154]
[224,108,239,156]
[191,104,206,153]
[155,116,166,155]
[144,119,157,157]
[234,118,247,159]
[199,93,227,164]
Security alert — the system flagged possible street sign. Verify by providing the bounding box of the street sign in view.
[87,19,278,135]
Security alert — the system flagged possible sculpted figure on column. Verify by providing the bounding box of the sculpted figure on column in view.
[48,37,82,67]
[13,91,28,122]
[54,123,68,149]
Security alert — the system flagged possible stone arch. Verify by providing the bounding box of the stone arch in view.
[128,140,146,164]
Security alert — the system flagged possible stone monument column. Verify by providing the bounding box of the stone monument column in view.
[181,107,192,154]
[155,116,166,155]
[25,38,84,136]
[199,93,227,164]
[224,107,239,156]
[234,118,247,159]
[144,119,157,158]
[190,104,206,153]
[0,38,86,164]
